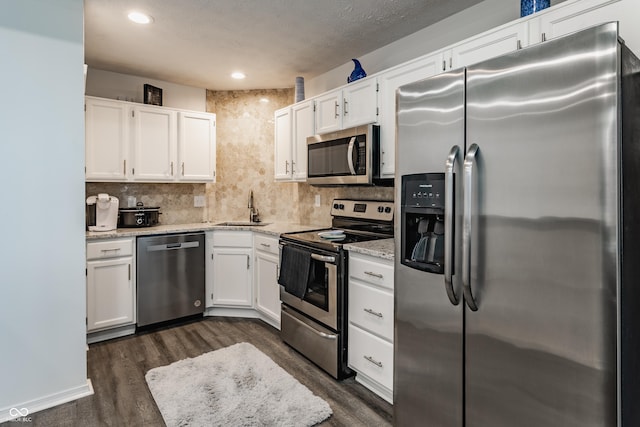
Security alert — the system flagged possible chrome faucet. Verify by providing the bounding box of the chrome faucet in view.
[248,190,260,223]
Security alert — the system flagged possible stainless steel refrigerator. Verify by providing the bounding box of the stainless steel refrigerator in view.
[394,22,640,427]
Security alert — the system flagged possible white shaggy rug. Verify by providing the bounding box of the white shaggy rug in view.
[145,342,333,426]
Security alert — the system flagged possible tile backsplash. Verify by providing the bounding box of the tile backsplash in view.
[86,88,393,227]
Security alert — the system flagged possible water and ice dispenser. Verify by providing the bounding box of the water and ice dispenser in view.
[401,173,447,274]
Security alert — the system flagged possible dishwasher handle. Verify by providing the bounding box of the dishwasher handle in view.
[147,241,200,252]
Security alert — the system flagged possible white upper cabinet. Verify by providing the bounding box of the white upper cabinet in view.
[530,0,623,44]
[85,96,216,183]
[314,77,378,134]
[275,101,312,182]
[85,97,129,181]
[291,100,314,181]
[445,21,529,71]
[178,111,217,182]
[377,52,444,178]
[314,90,342,134]
[274,106,292,181]
[342,77,378,129]
[131,104,176,181]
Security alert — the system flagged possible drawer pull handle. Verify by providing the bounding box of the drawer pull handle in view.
[100,248,121,253]
[364,308,383,318]
[364,271,383,279]
[364,355,383,368]
[260,243,271,248]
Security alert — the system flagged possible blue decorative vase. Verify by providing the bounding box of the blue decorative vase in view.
[347,59,367,83]
[521,0,550,17]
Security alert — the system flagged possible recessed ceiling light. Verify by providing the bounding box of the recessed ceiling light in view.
[231,72,246,80]
[259,98,270,103]
[128,11,153,24]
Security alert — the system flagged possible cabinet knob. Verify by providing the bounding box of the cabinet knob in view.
[364,270,384,279]
[364,308,383,318]
[363,355,383,368]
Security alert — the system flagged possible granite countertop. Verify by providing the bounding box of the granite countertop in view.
[86,221,325,240]
[344,238,395,261]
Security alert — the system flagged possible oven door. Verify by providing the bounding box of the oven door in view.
[279,244,338,331]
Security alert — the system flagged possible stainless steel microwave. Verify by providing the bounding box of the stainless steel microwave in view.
[306,124,392,186]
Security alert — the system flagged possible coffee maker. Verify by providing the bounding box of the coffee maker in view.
[86,194,119,231]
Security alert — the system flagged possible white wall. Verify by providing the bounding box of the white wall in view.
[0,0,92,422]
[306,0,569,96]
[86,68,207,111]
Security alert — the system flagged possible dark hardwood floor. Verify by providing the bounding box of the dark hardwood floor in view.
[10,317,392,427]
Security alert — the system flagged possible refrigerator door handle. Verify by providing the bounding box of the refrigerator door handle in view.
[444,145,461,305]
[463,143,479,311]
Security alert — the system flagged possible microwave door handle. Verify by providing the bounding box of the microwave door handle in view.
[347,136,357,175]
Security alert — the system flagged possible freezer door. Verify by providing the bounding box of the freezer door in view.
[464,23,619,427]
[394,69,465,426]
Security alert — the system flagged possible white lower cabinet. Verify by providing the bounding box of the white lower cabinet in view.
[207,231,253,307]
[348,252,394,404]
[86,238,135,333]
[254,234,281,328]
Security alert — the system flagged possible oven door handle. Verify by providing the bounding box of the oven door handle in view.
[282,305,338,340]
[311,253,336,264]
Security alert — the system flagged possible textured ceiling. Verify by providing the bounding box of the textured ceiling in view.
[84,0,483,90]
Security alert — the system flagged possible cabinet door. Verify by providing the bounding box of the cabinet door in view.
[534,0,623,44]
[212,248,253,307]
[87,257,134,331]
[314,90,342,133]
[378,53,444,178]
[274,107,292,181]
[85,97,129,181]
[451,21,529,69]
[291,101,314,181]
[205,231,215,307]
[131,105,175,181]
[255,250,280,323]
[342,77,378,129]
[178,111,216,182]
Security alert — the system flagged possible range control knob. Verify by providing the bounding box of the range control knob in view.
[339,204,345,209]
[333,203,339,209]
[377,206,384,213]
[384,207,392,213]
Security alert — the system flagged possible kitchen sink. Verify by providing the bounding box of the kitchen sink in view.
[214,221,270,227]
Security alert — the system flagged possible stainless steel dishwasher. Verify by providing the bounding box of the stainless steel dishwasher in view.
[136,233,205,327]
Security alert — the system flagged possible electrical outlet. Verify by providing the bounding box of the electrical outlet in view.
[315,194,321,207]
[194,195,206,207]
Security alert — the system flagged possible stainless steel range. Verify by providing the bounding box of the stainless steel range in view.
[278,199,394,379]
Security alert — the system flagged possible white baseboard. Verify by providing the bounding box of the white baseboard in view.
[0,379,94,423]
[87,324,136,344]
[354,373,393,404]
[204,306,259,318]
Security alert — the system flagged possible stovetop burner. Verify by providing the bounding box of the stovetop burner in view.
[281,228,385,251]
[280,199,394,252]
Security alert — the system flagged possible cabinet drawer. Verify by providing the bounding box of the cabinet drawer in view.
[348,324,394,390]
[212,230,252,247]
[254,234,278,255]
[87,238,134,260]
[349,280,394,341]
[349,254,394,290]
